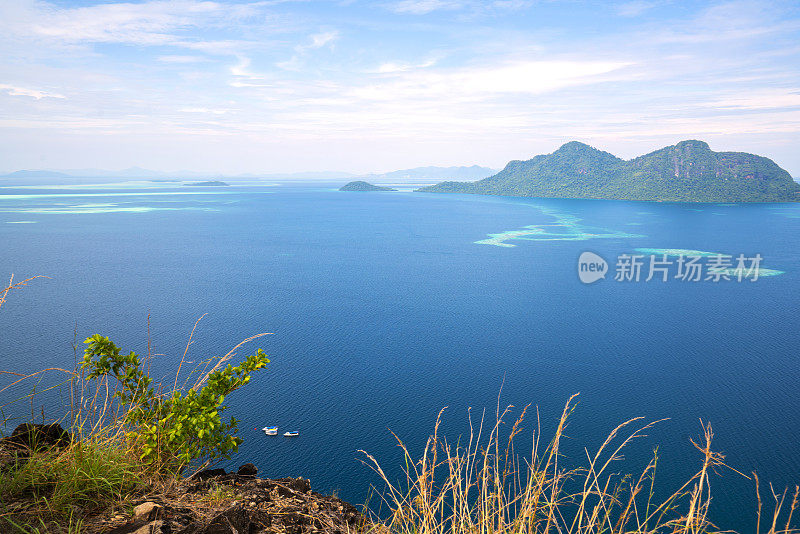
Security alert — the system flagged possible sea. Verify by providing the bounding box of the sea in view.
[1,181,799,531]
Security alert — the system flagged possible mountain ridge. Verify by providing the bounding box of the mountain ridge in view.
[418,141,800,202]
[359,165,497,183]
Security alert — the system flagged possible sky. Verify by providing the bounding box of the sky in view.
[1,0,800,175]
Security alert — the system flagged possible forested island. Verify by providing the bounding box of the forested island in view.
[339,180,396,191]
[419,140,800,202]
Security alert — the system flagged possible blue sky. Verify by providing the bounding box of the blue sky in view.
[1,0,800,175]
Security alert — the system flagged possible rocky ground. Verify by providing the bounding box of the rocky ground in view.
[0,424,374,534]
[101,466,371,534]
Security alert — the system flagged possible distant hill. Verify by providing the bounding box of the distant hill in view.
[184,180,230,187]
[419,141,800,202]
[0,170,72,179]
[238,171,358,180]
[0,167,194,184]
[48,167,168,178]
[339,181,397,192]
[360,165,496,183]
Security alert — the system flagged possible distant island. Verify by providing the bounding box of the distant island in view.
[184,180,230,187]
[358,165,496,183]
[0,170,72,179]
[339,181,397,191]
[419,140,800,202]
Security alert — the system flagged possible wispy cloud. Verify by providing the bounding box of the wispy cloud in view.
[276,29,340,70]
[230,56,261,78]
[388,0,465,15]
[178,107,230,114]
[653,1,798,44]
[374,58,438,74]
[615,1,659,17]
[307,30,339,49]
[0,0,266,56]
[0,84,66,99]
[353,60,632,102]
[386,0,532,15]
[709,90,800,110]
[157,55,208,63]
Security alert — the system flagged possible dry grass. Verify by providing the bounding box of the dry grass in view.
[361,394,799,534]
[0,275,270,532]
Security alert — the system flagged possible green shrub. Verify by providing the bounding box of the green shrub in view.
[81,334,268,471]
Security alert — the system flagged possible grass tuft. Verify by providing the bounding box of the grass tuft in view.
[361,394,799,534]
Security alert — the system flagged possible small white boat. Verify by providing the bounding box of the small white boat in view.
[283,431,299,437]
[262,426,278,435]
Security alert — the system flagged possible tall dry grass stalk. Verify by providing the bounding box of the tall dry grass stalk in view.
[0,274,271,528]
[0,274,48,311]
[361,394,799,534]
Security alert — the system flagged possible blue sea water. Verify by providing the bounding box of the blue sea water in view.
[1,182,799,531]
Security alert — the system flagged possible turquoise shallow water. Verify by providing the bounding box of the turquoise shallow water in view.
[1,183,799,530]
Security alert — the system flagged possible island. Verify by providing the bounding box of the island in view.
[339,180,396,191]
[184,180,230,187]
[418,140,800,202]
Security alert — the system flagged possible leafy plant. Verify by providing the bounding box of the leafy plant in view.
[81,334,269,470]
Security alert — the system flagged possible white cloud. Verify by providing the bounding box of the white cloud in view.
[231,56,258,77]
[178,107,230,114]
[389,0,464,15]
[308,31,339,49]
[0,84,65,99]
[0,0,265,55]
[276,30,340,71]
[615,1,658,17]
[157,55,208,63]
[229,80,273,88]
[653,1,796,44]
[352,60,632,102]
[387,0,530,15]
[490,0,534,10]
[709,90,800,110]
[29,1,217,45]
[374,58,438,73]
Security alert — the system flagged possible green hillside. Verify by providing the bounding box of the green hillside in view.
[419,140,800,202]
[339,180,397,191]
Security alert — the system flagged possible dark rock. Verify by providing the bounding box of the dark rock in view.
[1,423,71,451]
[237,463,257,477]
[283,477,311,494]
[199,507,260,534]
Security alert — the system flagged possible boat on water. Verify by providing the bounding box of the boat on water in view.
[283,431,299,437]
[262,426,278,435]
